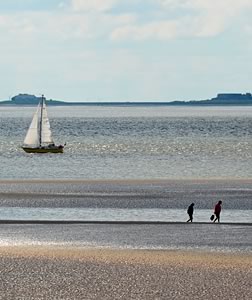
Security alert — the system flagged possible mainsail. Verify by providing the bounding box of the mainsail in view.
[40,99,53,145]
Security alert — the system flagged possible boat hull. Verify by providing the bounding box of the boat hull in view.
[22,146,64,153]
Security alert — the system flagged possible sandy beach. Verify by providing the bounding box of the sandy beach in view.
[0,179,251,298]
[0,246,251,300]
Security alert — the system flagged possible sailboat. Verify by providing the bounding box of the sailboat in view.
[22,95,64,153]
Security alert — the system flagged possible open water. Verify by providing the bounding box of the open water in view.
[0,105,251,251]
[0,105,251,179]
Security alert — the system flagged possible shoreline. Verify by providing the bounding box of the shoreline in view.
[0,178,252,184]
[0,220,251,226]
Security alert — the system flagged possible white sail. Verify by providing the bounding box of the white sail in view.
[41,100,53,144]
[23,105,40,146]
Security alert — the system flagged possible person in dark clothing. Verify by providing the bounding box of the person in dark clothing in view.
[186,203,194,222]
[213,200,222,223]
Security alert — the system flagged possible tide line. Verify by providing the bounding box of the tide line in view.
[0,220,251,226]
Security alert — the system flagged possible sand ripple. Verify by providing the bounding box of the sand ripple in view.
[0,247,251,299]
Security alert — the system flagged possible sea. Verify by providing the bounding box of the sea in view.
[0,105,251,252]
[1,105,251,179]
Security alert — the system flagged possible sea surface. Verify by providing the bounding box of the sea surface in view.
[0,105,251,252]
[0,105,251,179]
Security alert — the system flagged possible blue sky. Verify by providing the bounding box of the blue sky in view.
[1,0,252,102]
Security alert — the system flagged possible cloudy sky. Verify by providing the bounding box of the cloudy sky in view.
[1,0,252,102]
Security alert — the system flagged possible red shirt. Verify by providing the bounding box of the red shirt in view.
[214,203,222,214]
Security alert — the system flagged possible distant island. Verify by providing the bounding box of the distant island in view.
[1,93,252,106]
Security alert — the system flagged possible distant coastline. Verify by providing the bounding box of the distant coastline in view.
[1,93,252,106]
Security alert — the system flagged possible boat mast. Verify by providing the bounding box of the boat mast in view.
[39,95,44,147]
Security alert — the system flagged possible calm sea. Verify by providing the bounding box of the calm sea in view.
[0,105,251,179]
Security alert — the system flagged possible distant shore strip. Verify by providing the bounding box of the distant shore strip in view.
[0,220,251,226]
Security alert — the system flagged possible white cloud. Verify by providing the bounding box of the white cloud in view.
[71,0,119,12]
[0,6,138,45]
[158,0,252,12]
[1,0,252,44]
[111,20,180,41]
[159,0,252,35]
[111,0,252,41]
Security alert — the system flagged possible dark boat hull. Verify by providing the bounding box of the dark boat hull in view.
[22,146,64,153]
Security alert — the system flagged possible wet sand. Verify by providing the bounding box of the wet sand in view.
[0,246,251,299]
[0,178,252,211]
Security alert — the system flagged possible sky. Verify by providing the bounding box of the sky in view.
[1,0,252,102]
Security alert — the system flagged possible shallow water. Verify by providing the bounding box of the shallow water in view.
[0,207,251,223]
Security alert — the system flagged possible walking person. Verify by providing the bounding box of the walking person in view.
[213,200,222,223]
[186,203,194,222]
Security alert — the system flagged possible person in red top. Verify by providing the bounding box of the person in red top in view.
[213,200,222,223]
